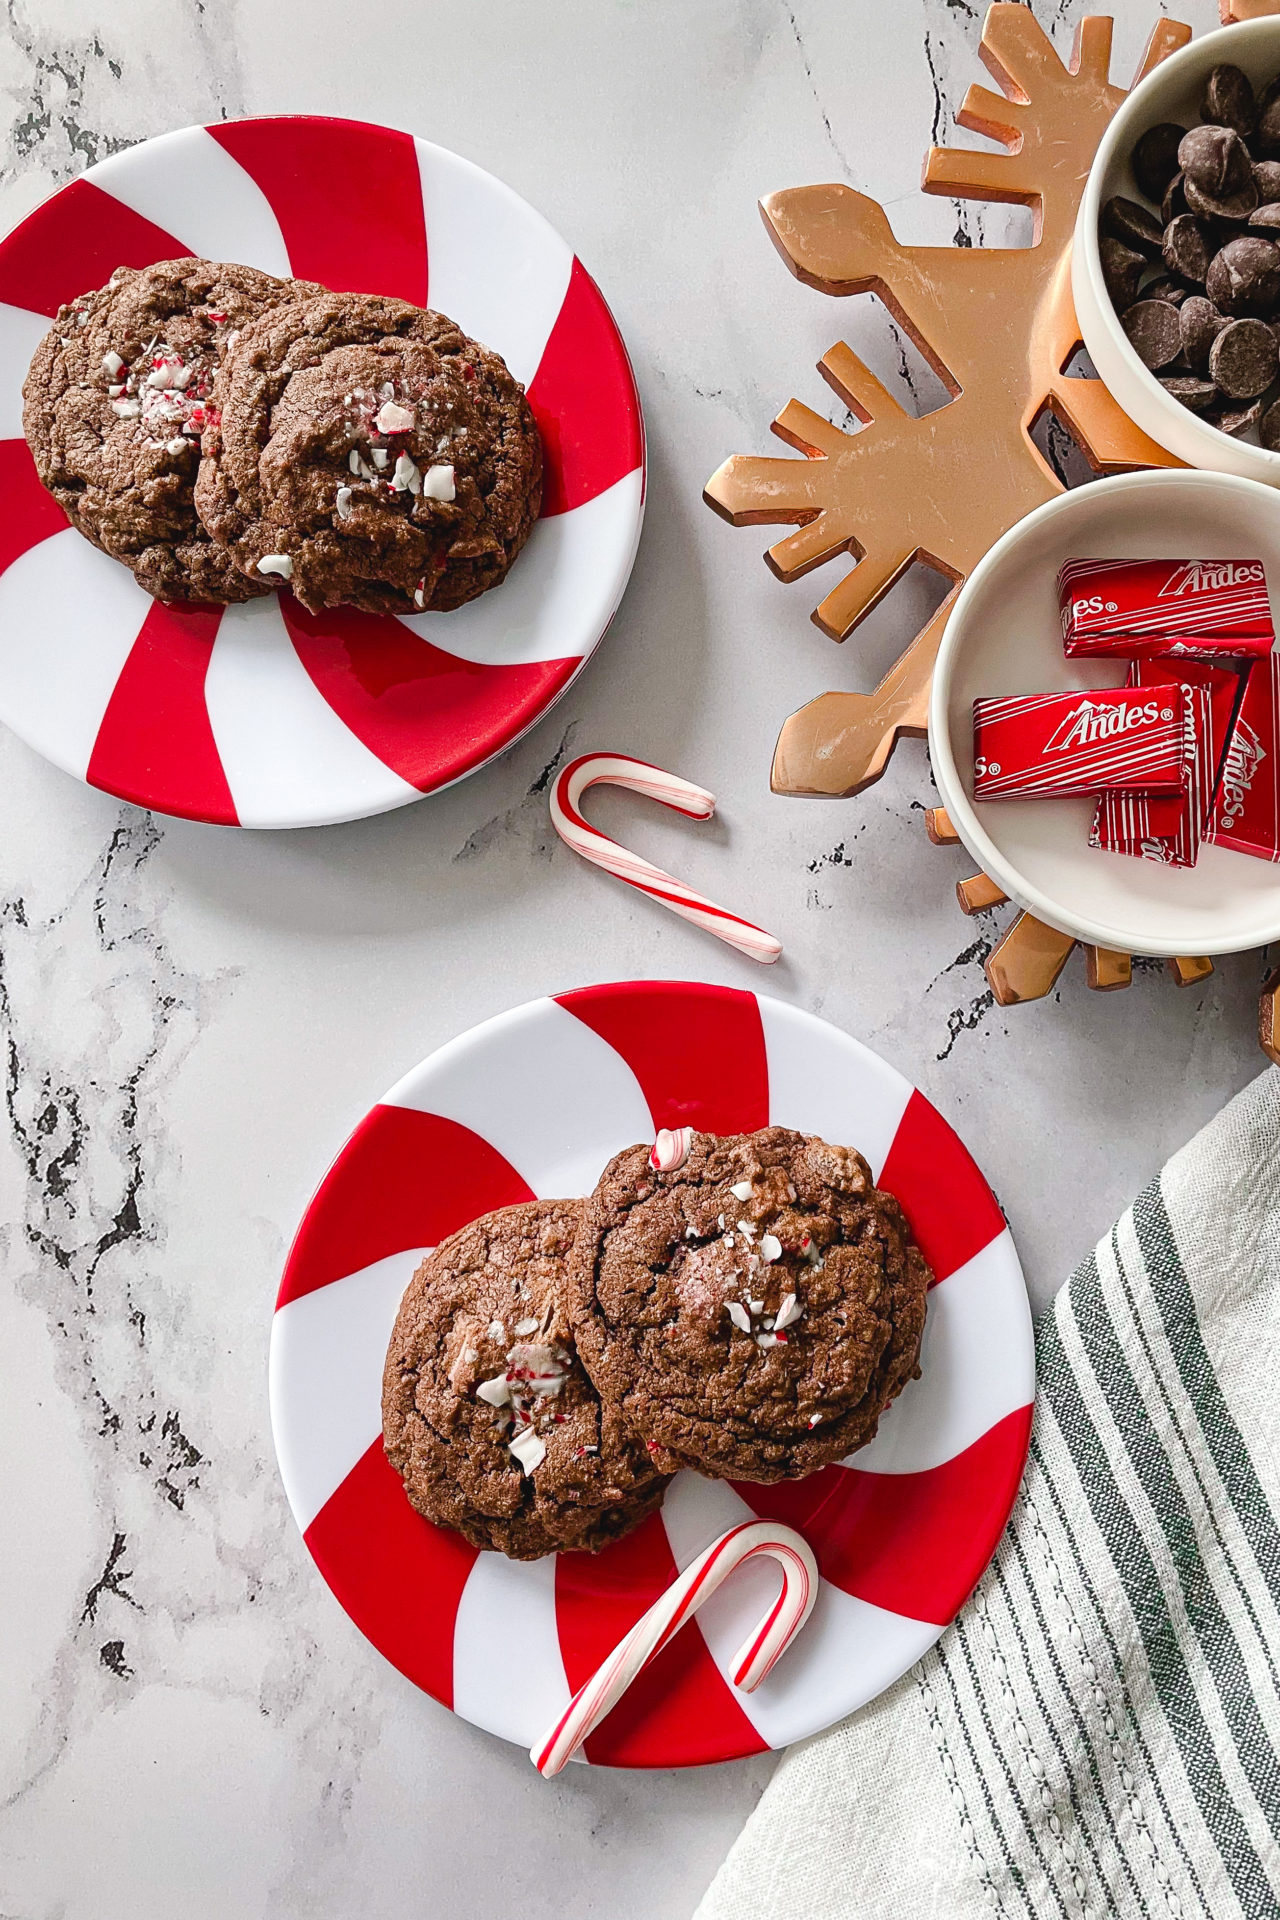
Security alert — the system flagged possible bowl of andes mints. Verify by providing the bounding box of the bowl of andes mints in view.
[1075,17,1280,483]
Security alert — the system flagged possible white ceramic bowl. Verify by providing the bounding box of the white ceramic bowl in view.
[1074,17,1280,484]
[928,469,1280,957]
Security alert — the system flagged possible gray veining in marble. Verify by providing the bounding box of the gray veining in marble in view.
[0,2,1258,1916]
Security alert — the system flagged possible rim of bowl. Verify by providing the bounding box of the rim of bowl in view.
[927,467,1280,957]
[1076,17,1280,480]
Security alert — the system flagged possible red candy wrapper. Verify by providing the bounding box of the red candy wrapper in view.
[1091,660,1241,868]
[1058,557,1275,662]
[972,688,1186,799]
[1206,656,1280,863]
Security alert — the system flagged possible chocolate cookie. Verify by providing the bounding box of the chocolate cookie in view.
[22,258,303,604]
[195,290,542,615]
[569,1128,932,1484]
[381,1200,663,1560]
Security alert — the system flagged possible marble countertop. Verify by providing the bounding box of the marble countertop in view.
[0,1,1260,1915]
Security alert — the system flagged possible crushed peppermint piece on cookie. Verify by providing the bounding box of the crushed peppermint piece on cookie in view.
[422,463,456,502]
[729,1181,752,1202]
[513,1316,539,1337]
[462,1347,478,1365]
[375,399,416,434]
[486,1319,505,1341]
[476,1373,512,1408]
[392,452,422,494]
[774,1293,803,1330]
[102,350,125,378]
[372,447,389,470]
[749,1298,764,1313]
[256,553,293,579]
[725,1301,752,1333]
[756,1330,778,1349]
[165,436,187,455]
[761,1233,783,1262]
[335,485,353,520]
[508,1427,546,1475]
[808,1412,823,1427]
[110,398,141,417]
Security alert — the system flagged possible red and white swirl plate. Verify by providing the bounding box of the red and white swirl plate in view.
[0,117,644,826]
[271,982,1034,1767]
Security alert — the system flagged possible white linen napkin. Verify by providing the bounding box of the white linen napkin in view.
[696,1069,1280,1920]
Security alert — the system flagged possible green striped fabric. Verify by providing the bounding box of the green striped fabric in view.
[697,1072,1280,1920]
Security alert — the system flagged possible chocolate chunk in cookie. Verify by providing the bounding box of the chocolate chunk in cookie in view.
[382,1200,662,1560]
[569,1128,932,1484]
[22,258,304,604]
[195,290,542,615]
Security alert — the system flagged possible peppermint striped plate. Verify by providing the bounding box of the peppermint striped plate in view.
[0,116,644,827]
[270,982,1034,1767]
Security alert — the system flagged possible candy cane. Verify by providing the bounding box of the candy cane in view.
[550,753,782,965]
[531,1520,817,1777]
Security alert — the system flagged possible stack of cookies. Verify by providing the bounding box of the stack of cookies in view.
[381,1126,932,1561]
[22,258,542,614]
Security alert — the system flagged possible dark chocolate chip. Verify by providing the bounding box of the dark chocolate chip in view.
[1209,316,1279,397]
[1255,160,1280,204]
[1249,201,1280,230]
[1178,123,1253,197]
[1185,174,1259,223]
[1101,235,1146,311]
[1159,375,1219,412]
[1210,398,1263,436]
[1257,79,1280,158]
[1162,171,1189,225]
[1121,299,1184,369]
[1180,294,1230,369]
[1206,234,1280,314]
[1132,122,1187,203]
[1201,63,1256,139]
[1102,195,1166,257]
[1162,214,1214,284]
[1259,394,1280,448]
[1141,275,1190,307]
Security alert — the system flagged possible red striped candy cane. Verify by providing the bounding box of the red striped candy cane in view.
[550,753,782,964]
[531,1520,817,1777]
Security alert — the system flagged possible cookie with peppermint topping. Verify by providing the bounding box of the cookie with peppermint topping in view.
[569,1128,931,1483]
[381,1199,663,1560]
[194,289,542,614]
[22,257,310,603]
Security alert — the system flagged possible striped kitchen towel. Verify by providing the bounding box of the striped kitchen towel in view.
[696,1069,1280,1920]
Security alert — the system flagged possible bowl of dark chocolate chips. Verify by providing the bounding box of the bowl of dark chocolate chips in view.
[1075,17,1280,482]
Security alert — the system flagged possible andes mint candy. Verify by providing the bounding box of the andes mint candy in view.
[1254,160,1280,204]
[1259,394,1280,448]
[1102,195,1166,257]
[1201,64,1256,140]
[1180,294,1230,370]
[1162,214,1214,284]
[1132,122,1186,202]
[1121,299,1183,370]
[1206,234,1280,314]
[1209,316,1279,397]
[1185,174,1259,223]
[1101,236,1145,311]
[1162,171,1189,225]
[1159,375,1219,412]
[1178,123,1252,198]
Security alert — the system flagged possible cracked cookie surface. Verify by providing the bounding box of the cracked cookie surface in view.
[195,290,542,614]
[381,1199,663,1560]
[568,1128,931,1483]
[22,257,304,603]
